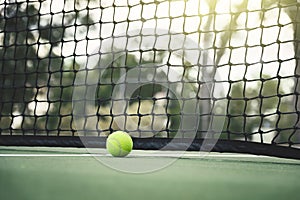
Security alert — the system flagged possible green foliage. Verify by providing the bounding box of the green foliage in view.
[223,75,294,141]
[0,4,43,114]
[0,3,76,133]
[95,51,179,136]
[97,54,140,106]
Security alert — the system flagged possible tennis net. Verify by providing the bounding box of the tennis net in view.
[1,0,300,159]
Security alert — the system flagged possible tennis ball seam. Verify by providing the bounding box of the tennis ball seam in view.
[108,137,122,156]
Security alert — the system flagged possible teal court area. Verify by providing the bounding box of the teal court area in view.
[1,146,300,200]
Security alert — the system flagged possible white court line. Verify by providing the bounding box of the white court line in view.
[0,153,268,158]
[0,154,94,157]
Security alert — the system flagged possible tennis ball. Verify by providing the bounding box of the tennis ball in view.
[106,131,133,157]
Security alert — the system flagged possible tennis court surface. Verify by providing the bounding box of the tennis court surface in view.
[1,146,300,200]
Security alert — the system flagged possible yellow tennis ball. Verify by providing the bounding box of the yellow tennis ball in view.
[106,131,133,157]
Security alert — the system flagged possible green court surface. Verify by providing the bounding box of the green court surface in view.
[1,147,300,200]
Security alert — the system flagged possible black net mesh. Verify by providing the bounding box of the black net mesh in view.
[1,0,300,152]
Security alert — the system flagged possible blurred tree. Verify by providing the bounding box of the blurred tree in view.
[198,0,217,138]
[224,75,292,143]
[198,0,248,138]
[0,1,76,134]
[95,51,179,137]
[203,0,297,144]
[261,0,300,143]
